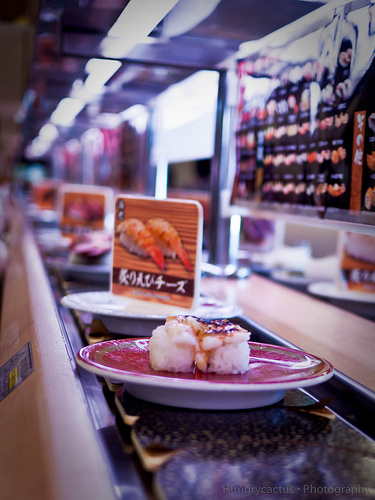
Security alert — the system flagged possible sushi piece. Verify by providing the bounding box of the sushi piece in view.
[146,218,192,271]
[148,316,197,373]
[69,232,112,266]
[116,218,166,270]
[149,316,251,374]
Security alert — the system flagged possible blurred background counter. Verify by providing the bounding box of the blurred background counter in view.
[201,275,375,393]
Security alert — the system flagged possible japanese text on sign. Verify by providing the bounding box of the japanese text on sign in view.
[113,267,194,297]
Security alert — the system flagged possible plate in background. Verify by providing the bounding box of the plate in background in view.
[61,291,243,335]
[271,269,323,287]
[308,282,375,303]
[308,281,375,321]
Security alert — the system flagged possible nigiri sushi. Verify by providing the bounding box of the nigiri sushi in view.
[149,316,251,374]
[116,218,166,270]
[69,232,112,266]
[146,218,192,271]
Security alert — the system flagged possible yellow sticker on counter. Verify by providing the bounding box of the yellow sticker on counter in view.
[0,342,34,402]
[111,195,203,310]
[8,367,18,390]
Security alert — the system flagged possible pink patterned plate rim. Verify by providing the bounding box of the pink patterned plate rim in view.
[76,339,334,391]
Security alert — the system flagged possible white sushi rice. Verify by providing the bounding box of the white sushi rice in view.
[119,232,148,257]
[149,319,196,372]
[205,342,250,374]
[149,316,251,374]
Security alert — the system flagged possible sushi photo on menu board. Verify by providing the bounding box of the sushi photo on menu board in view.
[111,195,203,310]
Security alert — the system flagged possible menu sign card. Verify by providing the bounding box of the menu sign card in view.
[338,231,375,293]
[111,195,203,310]
[31,178,62,211]
[57,183,113,237]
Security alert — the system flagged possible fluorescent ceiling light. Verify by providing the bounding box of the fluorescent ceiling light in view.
[161,0,221,37]
[100,37,139,59]
[120,104,147,121]
[102,0,180,58]
[39,123,59,141]
[100,0,179,58]
[100,35,156,59]
[50,98,85,127]
[84,58,122,93]
[108,0,180,39]
[29,137,51,158]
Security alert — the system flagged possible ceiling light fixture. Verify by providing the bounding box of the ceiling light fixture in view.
[39,123,59,141]
[101,0,180,58]
[84,58,122,93]
[108,0,180,39]
[100,35,157,59]
[50,98,86,127]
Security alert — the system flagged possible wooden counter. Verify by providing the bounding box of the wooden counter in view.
[0,207,116,500]
[202,275,375,393]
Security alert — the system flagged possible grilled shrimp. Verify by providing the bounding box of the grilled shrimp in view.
[146,218,192,271]
[116,218,166,270]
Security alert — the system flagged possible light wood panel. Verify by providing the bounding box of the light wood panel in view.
[0,207,116,500]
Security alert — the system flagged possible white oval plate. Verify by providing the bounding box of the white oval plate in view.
[36,229,71,252]
[76,339,334,410]
[61,291,243,335]
[308,281,375,303]
[271,269,321,286]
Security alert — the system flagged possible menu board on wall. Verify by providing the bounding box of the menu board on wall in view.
[232,2,375,226]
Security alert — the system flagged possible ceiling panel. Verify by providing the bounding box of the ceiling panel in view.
[19,0,326,153]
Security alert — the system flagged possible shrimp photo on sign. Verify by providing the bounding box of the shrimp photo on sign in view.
[111,195,203,310]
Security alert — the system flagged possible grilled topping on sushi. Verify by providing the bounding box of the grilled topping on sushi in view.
[173,316,250,343]
[149,315,251,374]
